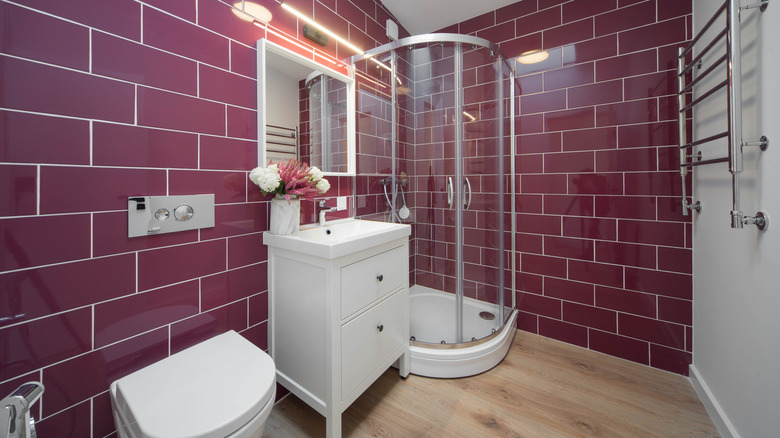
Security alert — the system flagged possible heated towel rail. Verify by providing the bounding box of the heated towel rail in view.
[677,0,769,230]
[265,124,298,163]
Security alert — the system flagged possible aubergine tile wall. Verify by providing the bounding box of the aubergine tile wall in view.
[0,0,400,436]
[445,0,694,374]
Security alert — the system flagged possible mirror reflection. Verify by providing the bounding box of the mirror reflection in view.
[260,42,353,174]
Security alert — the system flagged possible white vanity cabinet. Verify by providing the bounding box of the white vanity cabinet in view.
[265,225,410,438]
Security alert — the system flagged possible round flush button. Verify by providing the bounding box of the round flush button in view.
[174,204,194,221]
[154,208,170,221]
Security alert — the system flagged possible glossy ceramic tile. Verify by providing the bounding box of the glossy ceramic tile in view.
[1,308,92,381]
[1,55,134,122]
[94,281,199,347]
[563,301,617,332]
[0,2,89,71]
[589,329,649,364]
[517,291,562,319]
[595,285,657,318]
[199,64,256,108]
[143,6,229,68]
[100,32,196,95]
[538,317,588,347]
[0,215,91,271]
[21,0,141,41]
[0,110,89,165]
[595,0,655,37]
[0,165,36,217]
[0,254,135,327]
[92,123,198,168]
[41,328,168,416]
[201,263,267,311]
[137,86,226,135]
[137,240,226,291]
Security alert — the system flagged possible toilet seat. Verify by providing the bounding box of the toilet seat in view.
[111,330,275,438]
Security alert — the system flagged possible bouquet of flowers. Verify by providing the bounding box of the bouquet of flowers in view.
[249,159,330,201]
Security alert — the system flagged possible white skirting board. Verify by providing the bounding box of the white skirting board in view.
[688,364,739,438]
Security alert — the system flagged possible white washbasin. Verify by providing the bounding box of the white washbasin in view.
[263,219,411,259]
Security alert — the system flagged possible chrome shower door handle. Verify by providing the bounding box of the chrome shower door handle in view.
[447,177,454,210]
[464,177,472,210]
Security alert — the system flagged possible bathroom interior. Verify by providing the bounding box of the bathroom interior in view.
[1,0,778,437]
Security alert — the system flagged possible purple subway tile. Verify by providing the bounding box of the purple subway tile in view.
[569,260,624,288]
[563,127,618,151]
[539,317,588,347]
[517,292,562,319]
[228,233,267,269]
[543,195,595,217]
[201,263,267,311]
[143,7,229,68]
[143,0,197,21]
[198,0,271,46]
[563,302,617,332]
[0,110,90,165]
[227,105,258,140]
[658,296,693,325]
[92,31,197,95]
[543,18,594,49]
[619,220,685,247]
[0,254,135,327]
[42,328,168,416]
[241,321,269,351]
[231,41,256,77]
[40,166,167,214]
[137,87,226,135]
[21,0,140,41]
[625,267,692,299]
[595,285,656,318]
[650,344,691,375]
[200,136,257,171]
[138,240,226,291]
[619,18,686,54]
[92,391,116,438]
[93,123,198,169]
[1,308,92,382]
[0,215,90,271]
[589,329,649,365]
[595,0,655,37]
[169,170,247,205]
[618,313,685,349]
[199,64,256,108]
[0,55,134,123]
[595,195,657,220]
[248,292,269,326]
[563,0,616,24]
[0,165,37,216]
[595,49,657,82]
[562,34,618,66]
[93,211,198,257]
[0,2,89,71]
[544,235,595,261]
[95,280,199,348]
[200,203,268,240]
[170,300,248,354]
[544,277,595,305]
[36,399,91,438]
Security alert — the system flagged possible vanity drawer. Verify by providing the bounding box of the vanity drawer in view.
[341,290,406,399]
[341,246,405,319]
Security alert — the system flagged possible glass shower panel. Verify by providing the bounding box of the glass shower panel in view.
[460,45,504,339]
[402,42,459,344]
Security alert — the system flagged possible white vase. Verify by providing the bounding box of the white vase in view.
[269,196,300,235]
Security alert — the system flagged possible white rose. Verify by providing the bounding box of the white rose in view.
[316,178,331,193]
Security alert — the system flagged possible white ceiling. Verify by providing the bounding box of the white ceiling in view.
[380,0,521,35]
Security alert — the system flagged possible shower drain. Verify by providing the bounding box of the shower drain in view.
[479,311,496,320]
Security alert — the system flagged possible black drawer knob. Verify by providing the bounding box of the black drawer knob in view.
[377,324,384,332]
[376,274,384,282]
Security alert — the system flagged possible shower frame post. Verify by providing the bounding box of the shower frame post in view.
[454,43,464,344]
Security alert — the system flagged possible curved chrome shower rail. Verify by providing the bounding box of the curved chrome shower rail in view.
[349,33,500,63]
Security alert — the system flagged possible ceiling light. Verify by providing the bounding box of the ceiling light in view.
[280,1,365,55]
[232,1,272,23]
[517,49,549,64]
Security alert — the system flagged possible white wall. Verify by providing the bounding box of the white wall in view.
[692,1,780,437]
[266,65,300,129]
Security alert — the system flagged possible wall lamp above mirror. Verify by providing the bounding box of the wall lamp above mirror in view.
[256,39,356,175]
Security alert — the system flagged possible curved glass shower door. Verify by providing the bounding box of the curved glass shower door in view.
[353,35,513,351]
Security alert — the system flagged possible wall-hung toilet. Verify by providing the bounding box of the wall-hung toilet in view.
[110,330,276,438]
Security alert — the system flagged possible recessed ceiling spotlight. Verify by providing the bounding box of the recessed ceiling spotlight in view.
[517,49,549,64]
[232,1,272,23]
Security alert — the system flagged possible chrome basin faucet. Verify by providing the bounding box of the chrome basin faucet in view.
[317,199,337,226]
[1,382,44,438]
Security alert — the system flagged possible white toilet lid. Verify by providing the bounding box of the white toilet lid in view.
[113,330,275,438]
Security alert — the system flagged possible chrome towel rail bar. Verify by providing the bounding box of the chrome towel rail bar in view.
[677,0,770,230]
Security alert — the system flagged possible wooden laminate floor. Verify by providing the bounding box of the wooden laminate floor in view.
[262,331,719,437]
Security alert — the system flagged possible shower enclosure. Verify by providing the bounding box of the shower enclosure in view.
[351,34,517,378]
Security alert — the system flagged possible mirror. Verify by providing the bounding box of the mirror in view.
[257,39,355,174]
